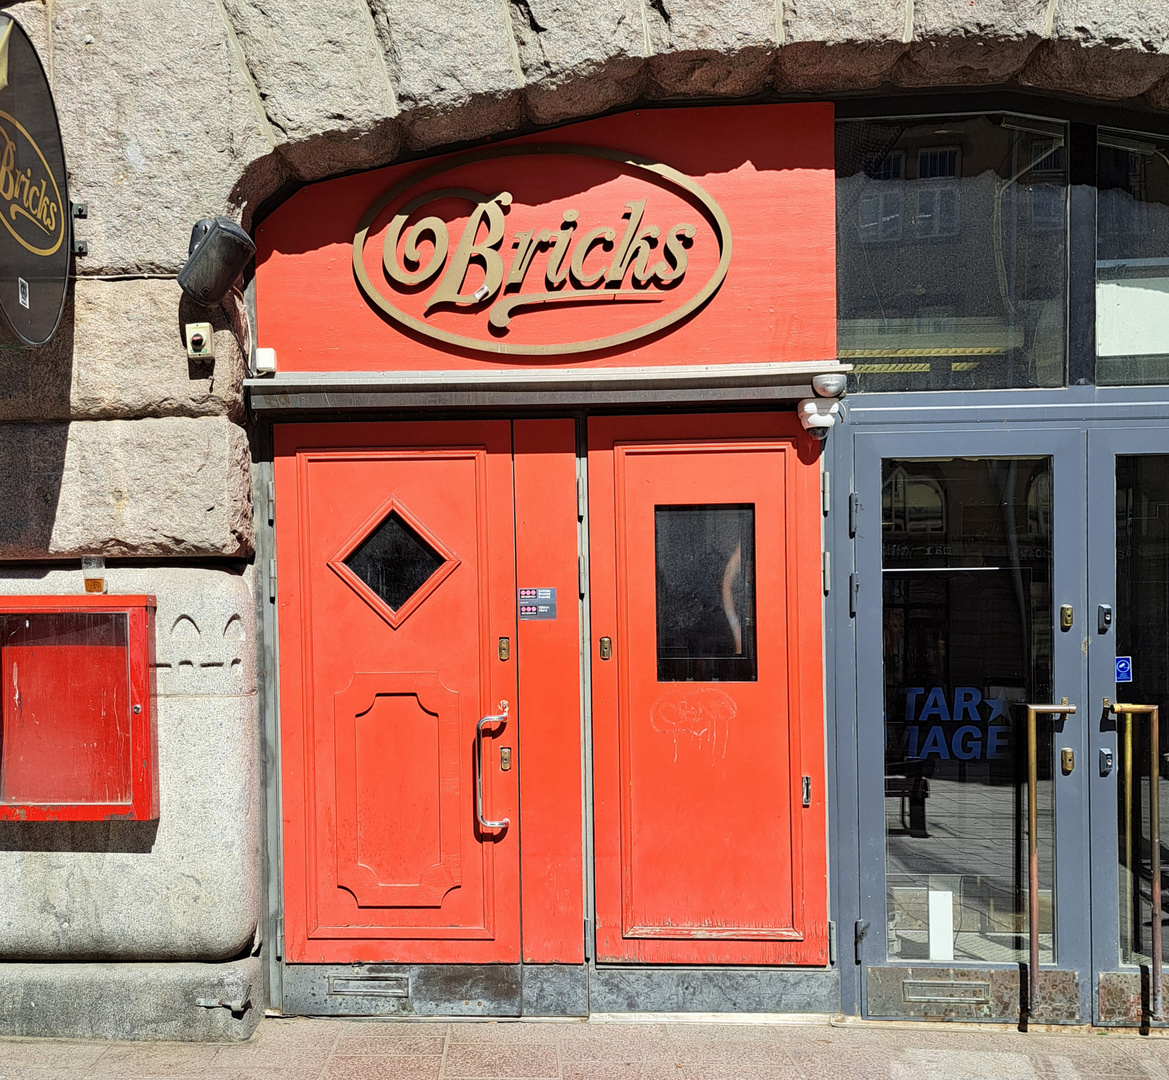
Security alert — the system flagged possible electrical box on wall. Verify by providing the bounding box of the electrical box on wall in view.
[0,595,159,821]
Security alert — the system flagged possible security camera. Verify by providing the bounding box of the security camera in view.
[812,372,847,398]
[177,217,256,307]
[798,397,841,440]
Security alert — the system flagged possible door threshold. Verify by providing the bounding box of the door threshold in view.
[587,1012,835,1025]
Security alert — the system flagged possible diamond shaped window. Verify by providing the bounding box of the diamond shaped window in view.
[344,510,446,613]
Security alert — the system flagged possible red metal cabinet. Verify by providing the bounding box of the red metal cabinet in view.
[0,595,158,821]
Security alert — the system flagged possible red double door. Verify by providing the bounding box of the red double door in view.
[276,415,826,968]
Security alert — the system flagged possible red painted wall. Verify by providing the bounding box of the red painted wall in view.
[255,103,835,372]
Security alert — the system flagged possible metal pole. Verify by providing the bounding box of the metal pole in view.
[1023,700,1076,1020]
[1027,704,1040,1018]
[1151,706,1162,1021]
[1125,712,1134,963]
[1113,703,1161,1021]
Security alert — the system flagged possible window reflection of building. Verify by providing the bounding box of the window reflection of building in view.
[837,115,1068,392]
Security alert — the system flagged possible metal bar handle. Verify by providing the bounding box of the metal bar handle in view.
[1112,702,1162,1021]
[476,702,510,832]
[1024,700,1076,1019]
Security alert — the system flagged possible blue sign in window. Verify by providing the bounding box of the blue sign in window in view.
[1116,656,1133,683]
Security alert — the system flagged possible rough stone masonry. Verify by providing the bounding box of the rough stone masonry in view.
[1,0,1167,1042]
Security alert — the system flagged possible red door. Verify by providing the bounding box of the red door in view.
[589,414,827,965]
[276,421,519,964]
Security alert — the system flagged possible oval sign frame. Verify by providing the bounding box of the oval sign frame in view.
[352,143,732,357]
[0,15,70,347]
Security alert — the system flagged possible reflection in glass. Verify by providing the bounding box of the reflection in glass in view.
[1116,456,1169,965]
[655,504,756,682]
[345,510,445,612]
[1097,133,1169,385]
[836,115,1067,392]
[883,458,1055,963]
[0,613,132,804]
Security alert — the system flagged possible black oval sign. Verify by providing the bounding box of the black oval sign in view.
[0,16,69,346]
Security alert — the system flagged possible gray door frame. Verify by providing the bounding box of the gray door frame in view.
[1087,425,1169,1023]
[829,387,1169,1023]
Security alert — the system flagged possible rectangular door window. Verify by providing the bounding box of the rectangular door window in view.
[882,457,1056,963]
[1115,455,1169,966]
[655,504,757,682]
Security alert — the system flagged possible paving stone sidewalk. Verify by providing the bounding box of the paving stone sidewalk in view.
[5,1017,1169,1080]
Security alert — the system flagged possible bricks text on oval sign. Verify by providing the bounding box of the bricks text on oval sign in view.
[383,190,695,331]
[352,144,732,357]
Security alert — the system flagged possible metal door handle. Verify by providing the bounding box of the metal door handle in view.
[1112,701,1162,1021]
[1023,699,1076,1018]
[476,702,510,832]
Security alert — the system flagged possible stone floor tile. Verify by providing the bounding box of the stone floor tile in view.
[321,1054,442,1080]
[248,1019,340,1049]
[0,1068,91,1080]
[210,1048,333,1072]
[208,1067,330,1080]
[670,1039,798,1067]
[83,1044,220,1078]
[449,1022,566,1044]
[334,1035,445,1056]
[0,1043,106,1068]
[557,1024,674,1060]
[333,1021,450,1038]
[565,1064,683,1080]
[664,1024,807,1042]
[681,1067,802,1080]
[443,1043,560,1078]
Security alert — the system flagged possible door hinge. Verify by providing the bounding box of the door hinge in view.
[855,919,870,964]
[267,479,275,525]
[848,492,859,537]
[802,775,812,806]
[274,916,283,961]
[822,551,831,594]
[577,476,586,521]
[821,470,830,515]
[578,555,586,598]
[828,920,837,964]
[268,559,277,602]
[584,916,592,961]
[849,572,859,618]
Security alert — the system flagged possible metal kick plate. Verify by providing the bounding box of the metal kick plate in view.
[867,966,1080,1021]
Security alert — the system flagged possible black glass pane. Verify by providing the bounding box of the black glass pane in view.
[836,115,1068,392]
[881,458,1055,964]
[655,504,756,682]
[345,510,445,612]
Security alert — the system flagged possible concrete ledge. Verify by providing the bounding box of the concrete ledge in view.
[0,693,260,961]
[0,958,261,1041]
[0,564,257,697]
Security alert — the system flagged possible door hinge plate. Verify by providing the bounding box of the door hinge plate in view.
[822,551,831,594]
[579,555,586,598]
[849,572,859,618]
[577,476,586,521]
[268,559,277,601]
[828,920,837,964]
[821,470,830,515]
[267,479,275,525]
[848,492,859,537]
[801,775,812,807]
[855,918,870,964]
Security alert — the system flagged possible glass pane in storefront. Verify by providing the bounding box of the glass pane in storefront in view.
[1097,133,1169,386]
[882,458,1055,963]
[1115,456,1169,966]
[655,504,757,682]
[836,116,1067,392]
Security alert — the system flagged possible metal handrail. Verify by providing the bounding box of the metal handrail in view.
[1024,700,1077,1018]
[1112,701,1162,1021]
[475,702,510,832]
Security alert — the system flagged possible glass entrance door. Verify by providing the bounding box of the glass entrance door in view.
[1090,432,1169,1025]
[855,428,1090,1022]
